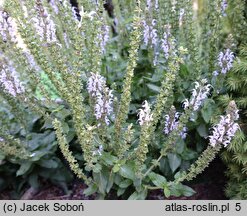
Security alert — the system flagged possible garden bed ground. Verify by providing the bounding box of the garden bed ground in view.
[0,156,227,200]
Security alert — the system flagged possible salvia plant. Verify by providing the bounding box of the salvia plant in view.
[0,0,241,199]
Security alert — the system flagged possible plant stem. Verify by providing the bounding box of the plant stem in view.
[142,146,171,178]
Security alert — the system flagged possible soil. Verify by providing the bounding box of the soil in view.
[0,156,227,200]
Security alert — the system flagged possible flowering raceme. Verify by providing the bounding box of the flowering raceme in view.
[183,79,211,111]
[142,19,158,48]
[209,101,239,147]
[137,100,153,126]
[49,0,59,14]
[146,0,159,10]
[99,25,110,54]
[0,61,25,97]
[221,0,228,16]
[161,25,176,60]
[93,144,103,156]
[164,107,187,139]
[0,10,17,43]
[87,72,106,97]
[87,72,113,125]
[31,6,57,43]
[218,49,234,74]
[214,49,234,76]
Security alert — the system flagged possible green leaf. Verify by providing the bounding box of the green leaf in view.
[127,192,138,200]
[181,148,198,160]
[181,185,196,197]
[28,174,39,189]
[160,158,170,176]
[174,171,183,180]
[128,189,147,200]
[119,179,132,188]
[175,138,185,154]
[134,178,142,192]
[117,188,126,197]
[93,168,109,194]
[49,165,73,182]
[163,186,171,198]
[148,172,167,188]
[112,164,120,173]
[66,129,76,143]
[38,159,58,169]
[147,83,160,93]
[196,124,208,138]
[27,114,42,130]
[16,162,32,176]
[201,99,215,123]
[101,152,118,166]
[83,184,98,196]
[168,153,181,173]
[54,108,71,120]
[28,131,56,151]
[169,184,182,197]
[106,173,114,193]
[42,118,53,130]
[119,163,136,180]
[114,174,122,185]
[61,122,69,134]
[196,141,204,152]
[0,153,5,160]
[92,164,102,173]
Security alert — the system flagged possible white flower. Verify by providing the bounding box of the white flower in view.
[142,20,150,46]
[146,0,159,10]
[150,20,158,48]
[218,49,234,74]
[138,101,153,126]
[93,145,103,156]
[146,0,152,10]
[183,79,211,111]
[164,112,179,135]
[213,71,219,76]
[155,0,159,9]
[209,114,239,147]
[221,0,228,16]
[179,8,185,25]
[0,137,4,142]
[164,110,187,139]
[87,72,106,97]
[161,25,176,60]
[87,11,97,20]
[71,6,79,20]
[94,88,113,125]
[142,19,158,48]
[99,25,110,54]
[171,0,177,12]
[30,153,36,157]
[49,0,59,14]
[180,127,187,139]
